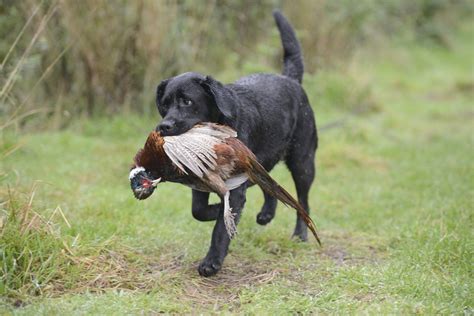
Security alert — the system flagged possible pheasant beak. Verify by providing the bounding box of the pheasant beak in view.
[151,178,162,187]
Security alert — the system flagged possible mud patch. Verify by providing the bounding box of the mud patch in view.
[319,231,386,266]
[179,258,280,306]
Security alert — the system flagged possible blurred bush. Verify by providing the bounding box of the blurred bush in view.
[0,0,472,126]
[284,0,472,70]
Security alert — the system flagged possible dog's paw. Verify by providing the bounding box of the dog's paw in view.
[198,258,222,277]
[292,226,308,242]
[256,211,274,225]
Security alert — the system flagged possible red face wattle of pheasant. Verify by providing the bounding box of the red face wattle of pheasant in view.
[141,179,152,188]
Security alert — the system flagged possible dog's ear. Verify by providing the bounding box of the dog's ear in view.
[155,79,169,108]
[200,75,237,120]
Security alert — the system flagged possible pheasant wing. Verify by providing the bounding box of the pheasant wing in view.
[163,123,237,178]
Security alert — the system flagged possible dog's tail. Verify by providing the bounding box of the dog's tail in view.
[273,10,304,84]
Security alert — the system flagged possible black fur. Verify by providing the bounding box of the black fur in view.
[155,10,317,277]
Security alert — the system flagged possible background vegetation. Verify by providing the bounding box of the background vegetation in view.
[1,0,473,314]
[1,0,471,121]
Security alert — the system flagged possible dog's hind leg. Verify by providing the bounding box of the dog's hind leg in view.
[286,150,316,241]
[285,111,317,241]
[256,192,277,225]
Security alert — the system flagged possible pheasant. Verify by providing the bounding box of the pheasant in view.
[129,123,321,245]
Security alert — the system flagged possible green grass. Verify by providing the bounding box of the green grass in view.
[1,26,473,314]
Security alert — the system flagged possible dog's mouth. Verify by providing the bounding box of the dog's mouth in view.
[157,119,202,136]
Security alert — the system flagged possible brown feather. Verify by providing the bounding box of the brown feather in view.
[245,155,322,245]
[222,138,322,245]
[133,131,183,177]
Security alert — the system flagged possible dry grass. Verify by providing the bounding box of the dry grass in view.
[1,185,383,304]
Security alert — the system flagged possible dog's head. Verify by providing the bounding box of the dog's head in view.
[155,72,238,136]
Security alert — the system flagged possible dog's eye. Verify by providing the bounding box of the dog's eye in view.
[181,98,193,107]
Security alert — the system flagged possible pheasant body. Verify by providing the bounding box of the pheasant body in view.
[130,123,321,244]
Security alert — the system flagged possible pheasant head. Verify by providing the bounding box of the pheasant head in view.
[129,131,165,200]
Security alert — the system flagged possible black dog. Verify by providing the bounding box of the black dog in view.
[154,11,317,277]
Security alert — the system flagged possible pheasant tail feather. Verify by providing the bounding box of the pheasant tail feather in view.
[246,156,322,245]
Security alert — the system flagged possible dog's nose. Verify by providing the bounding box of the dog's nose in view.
[157,121,174,134]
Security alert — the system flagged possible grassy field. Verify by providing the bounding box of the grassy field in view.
[1,25,473,314]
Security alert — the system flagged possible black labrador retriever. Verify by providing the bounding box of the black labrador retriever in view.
[154,10,317,276]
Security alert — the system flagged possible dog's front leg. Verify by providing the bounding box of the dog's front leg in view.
[191,190,222,221]
[198,185,247,277]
